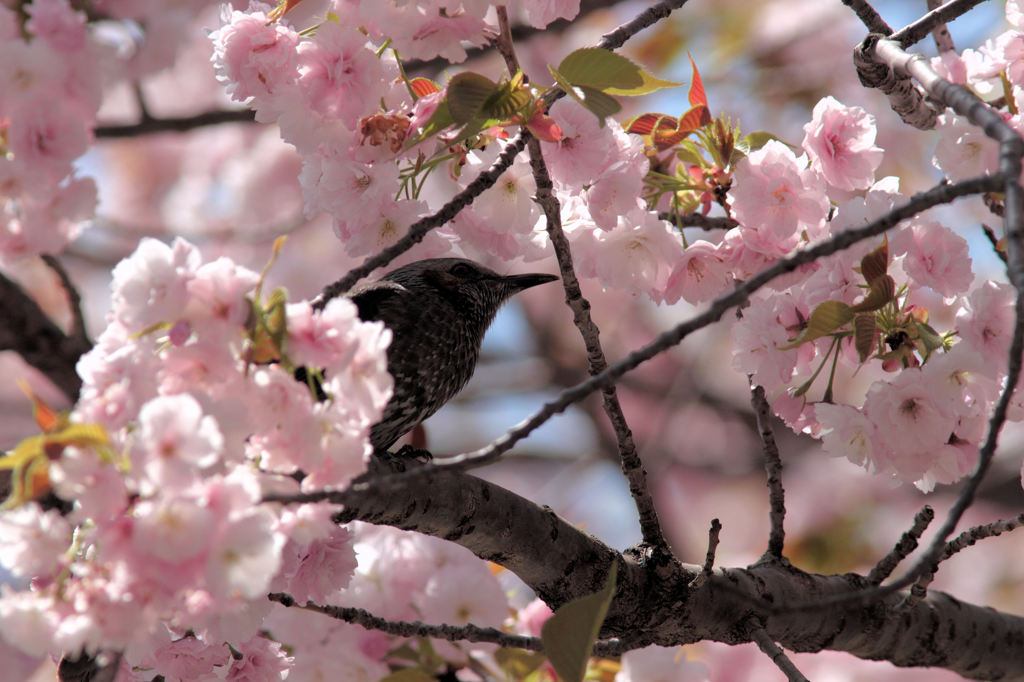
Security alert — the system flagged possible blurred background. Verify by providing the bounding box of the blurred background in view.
[2,1,1021,679]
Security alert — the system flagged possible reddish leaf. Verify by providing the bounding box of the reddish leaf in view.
[678,105,709,134]
[687,54,707,108]
[19,380,60,433]
[625,113,677,135]
[860,237,889,284]
[850,274,896,313]
[409,77,441,99]
[853,313,877,362]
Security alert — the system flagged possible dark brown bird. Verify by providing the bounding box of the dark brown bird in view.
[346,258,558,451]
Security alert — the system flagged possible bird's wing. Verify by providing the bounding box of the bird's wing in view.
[347,280,409,323]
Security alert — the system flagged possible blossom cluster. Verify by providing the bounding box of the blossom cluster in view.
[208,0,1021,492]
[0,236,400,677]
[0,0,239,261]
[210,0,690,297]
[0,0,99,259]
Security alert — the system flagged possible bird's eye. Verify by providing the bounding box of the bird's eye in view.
[449,262,477,279]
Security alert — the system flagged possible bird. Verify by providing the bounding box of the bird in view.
[342,258,558,452]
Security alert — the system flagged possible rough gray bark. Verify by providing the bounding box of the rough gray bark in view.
[334,466,1024,680]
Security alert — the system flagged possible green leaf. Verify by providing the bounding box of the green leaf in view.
[853,313,877,362]
[483,82,532,120]
[557,47,680,95]
[779,300,854,350]
[405,99,454,147]
[915,321,946,356]
[494,648,547,679]
[860,238,889,284]
[379,669,436,682]
[541,563,618,682]
[447,72,498,124]
[548,65,621,124]
[675,140,705,167]
[738,131,781,155]
[850,274,895,313]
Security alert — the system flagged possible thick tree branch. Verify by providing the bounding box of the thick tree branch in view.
[271,464,1024,679]
[0,269,87,401]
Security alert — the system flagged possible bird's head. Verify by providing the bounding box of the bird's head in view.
[384,258,558,316]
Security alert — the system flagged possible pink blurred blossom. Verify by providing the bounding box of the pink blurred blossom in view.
[729,140,829,256]
[801,96,883,191]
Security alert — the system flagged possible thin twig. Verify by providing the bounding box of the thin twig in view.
[925,0,956,53]
[749,623,810,682]
[981,223,1008,265]
[40,254,89,347]
[267,592,627,656]
[891,0,988,48]
[94,109,256,138]
[941,512,1024,561]
[267,175,1000,506]
[749,383,785,559]
[495,6,668,554]
[598,0,693,50]
[867,505,934,584]
[689,518,722,589]
[899,511,1024,611]
[840,0,893,34]
[659,212,738,230]
[314,135,528,306]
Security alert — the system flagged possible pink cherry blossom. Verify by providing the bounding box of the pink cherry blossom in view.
[223,635,292,682]
[186,257,261,327]
[542,99,618,188]
[801,96,883,191]
[516,598,553,637]
[523,0,582,28]
[890,220,973,298]
[132,496,216,563]
[135,393,224,490]
[275,527,358,603]
[0,587,60,657]
[297,21,393,129]
[732,292,806,385]
[149,635,231,680]
[0,504,72,578]
[615,644,710,682]
[24,0,86,52]
[932,113,1000,182]
[110,237,201,332]
[210,4,300,113]
[955,280,1017,373]
[815,403,878,468]
[588,209,683,300]
[662,240,733,305]
[728,140,829,256]
[6,95,91,182]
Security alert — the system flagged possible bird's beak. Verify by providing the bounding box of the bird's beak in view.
[505,272,559,293]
